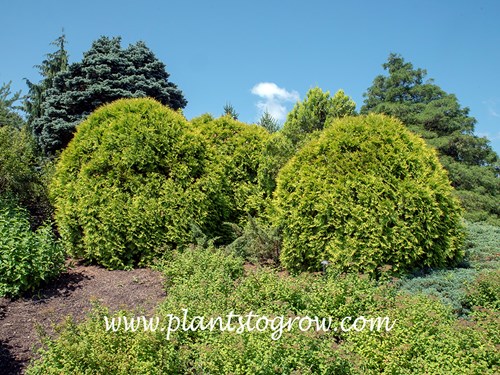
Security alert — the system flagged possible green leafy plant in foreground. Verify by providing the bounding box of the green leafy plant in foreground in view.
[465,270,500,310]
[26,246,499,374]
[27,307,182,375]
[0,199,65,297]
[343,295,499,374]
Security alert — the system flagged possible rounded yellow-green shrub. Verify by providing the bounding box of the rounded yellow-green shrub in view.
[51,98,225,269]
[274,114,464,275]
[191,114,270,237]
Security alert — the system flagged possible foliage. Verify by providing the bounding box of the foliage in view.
[258,88,356,199]
[0,81,24,129]
[26,306,183,375]
[1,73,56,227]
[24,33,69,132]
[159,243,245,291]
[32,36,187,155]
[282,87,356,146]
[225,215,281,265]
[191,114,270,235]
[343,294,499,374]
[26,247,245,374]
[361,54,475,139]
[0,126,37,196]
[327,89,358,122]
[157,248,382,374]
[397,268,476,315]
[361,53,499,224]
[28,245,499,374]
[0,125,53,227]
[274,114,465,275]
[28,247,376,373]
[462,221,500,271]
[223,102,239,120]
[50,98,222,269]
[0,199,65,297]
[395,221,500,315]
[465,270,500,310]
[257,131,295,199]
[258,110,280,133]
[440,155,500,225]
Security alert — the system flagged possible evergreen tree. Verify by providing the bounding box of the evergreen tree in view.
[0,121,53,228]
[282,87,356,146]
[258,88,356,198]
[223,102,239,120]
[2,76,55,227]
[32,36,187,155]
[0,82,24,129]
[362,54,499,224]
[258,110,279,133]
[24,33,69,130]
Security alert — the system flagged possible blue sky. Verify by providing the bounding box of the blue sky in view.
[2,0,500,152]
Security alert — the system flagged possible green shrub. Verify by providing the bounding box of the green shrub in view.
[397,221,500,315]
[26,306,182,375]
[27,246,498,374]
[225,216,281,265]
[463,221,500,271]
[465,270,500,310]
[453,189,500,226]
[0,126,52,227]
[28,247,381,374]
[274,114,465,275]
[159,246,385,323]
[281,87,356,147]
[398,268,476,315]
[0,199,65,297]
[343,294,500,374]
[0,126,36,196]
[257,87,356,201]
[442,156,500,226]
[51,98,224,269]
[257,131,296,199]
[159,244,244,291]
[191,114,270,234]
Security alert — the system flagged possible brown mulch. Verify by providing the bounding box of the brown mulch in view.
[0,260,166,375]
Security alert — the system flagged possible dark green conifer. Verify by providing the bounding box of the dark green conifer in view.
[32,36,187,155]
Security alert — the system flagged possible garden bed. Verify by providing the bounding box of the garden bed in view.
[0,260,166,374]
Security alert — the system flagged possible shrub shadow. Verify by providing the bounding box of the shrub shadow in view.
[22,270,91,303]
[0,340,22,375]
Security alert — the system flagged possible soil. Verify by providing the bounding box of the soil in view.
[0,260,166,375]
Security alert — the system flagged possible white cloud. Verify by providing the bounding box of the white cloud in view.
[251,82,299,101]
[484,99,500,118]
[489,108,500,118]
[251,82,299,122]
